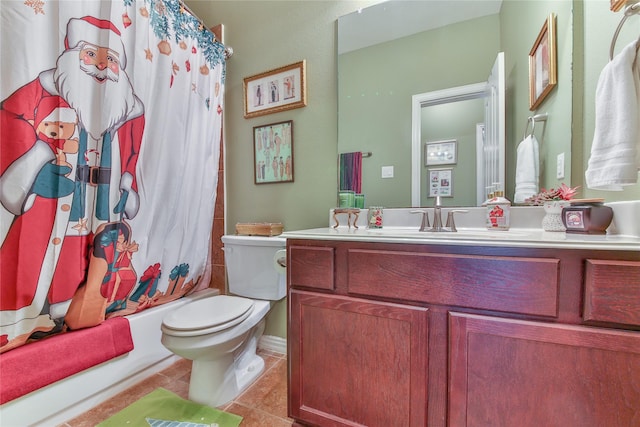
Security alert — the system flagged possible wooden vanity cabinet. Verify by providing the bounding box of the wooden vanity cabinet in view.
[287,239,640,427]
[289,291,429,427]
[448,313,640,427]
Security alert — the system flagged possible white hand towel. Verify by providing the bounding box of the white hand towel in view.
[514,134,540,203]
[585,40,640,190]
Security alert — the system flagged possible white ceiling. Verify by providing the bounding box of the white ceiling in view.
[338,0,503,54]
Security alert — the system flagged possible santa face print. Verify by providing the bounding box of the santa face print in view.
[79,43,120,83]
[56,45,135,139]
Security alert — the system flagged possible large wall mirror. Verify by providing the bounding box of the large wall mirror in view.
[338,0,587,207]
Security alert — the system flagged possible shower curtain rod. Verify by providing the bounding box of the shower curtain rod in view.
[180,1,234,60]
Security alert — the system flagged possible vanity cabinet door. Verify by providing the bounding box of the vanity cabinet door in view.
[448,312,640,427]
[583,259,640,328]
[289,290,429,427]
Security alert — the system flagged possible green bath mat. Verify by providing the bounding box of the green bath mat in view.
[97,387,243,427]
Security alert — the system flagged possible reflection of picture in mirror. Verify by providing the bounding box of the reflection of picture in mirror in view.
[528,13,557,111]
[534,29,549,98]
[425,140,457,166]
[428,168,453,197]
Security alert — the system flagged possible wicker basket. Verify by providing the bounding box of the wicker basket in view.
[235,222,284,236]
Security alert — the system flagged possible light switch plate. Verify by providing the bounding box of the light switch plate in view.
[556,153,565,179]
[381,166,394,178]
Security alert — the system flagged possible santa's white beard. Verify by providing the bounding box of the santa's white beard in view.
[54,49,136,140]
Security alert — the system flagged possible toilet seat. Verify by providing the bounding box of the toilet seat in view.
[162,295,255,337]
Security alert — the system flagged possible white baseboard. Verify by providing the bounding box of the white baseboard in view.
[258,334,287,355]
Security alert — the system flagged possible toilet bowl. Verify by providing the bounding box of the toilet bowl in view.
[160,235,286,407]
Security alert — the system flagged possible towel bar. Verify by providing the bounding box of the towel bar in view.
[523,113,548,140]
[609,2,640,60]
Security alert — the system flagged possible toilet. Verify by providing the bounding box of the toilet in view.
[161,234,286,407]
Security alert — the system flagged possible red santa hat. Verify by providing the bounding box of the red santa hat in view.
[35,96,77,127]
[65,16,127,69]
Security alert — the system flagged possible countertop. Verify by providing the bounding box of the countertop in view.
[282,226,640,251]
[282,202,640,251]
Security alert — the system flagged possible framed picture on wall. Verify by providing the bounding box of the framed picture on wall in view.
[425,139,457,166]
[253,120,294,184]
[428,168,453,197]
[529,13,557,110]
[244,61,307,119]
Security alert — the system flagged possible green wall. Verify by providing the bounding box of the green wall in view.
[186,0,640,339]
[499,1,575,198]
[501,0,639,200]
[185,1,380,338]
[420,97,485,206]
[185,1,380,233]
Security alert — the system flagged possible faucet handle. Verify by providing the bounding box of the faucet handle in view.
[410,209,431,232]
[445,209,468,232]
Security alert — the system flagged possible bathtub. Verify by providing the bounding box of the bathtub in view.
[1,288,219,427]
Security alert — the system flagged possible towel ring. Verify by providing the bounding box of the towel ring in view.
[609,2,640,60]
[523,113,548,140]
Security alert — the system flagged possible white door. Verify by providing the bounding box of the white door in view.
[479,52,506,205]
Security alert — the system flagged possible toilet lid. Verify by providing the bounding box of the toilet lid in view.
[162,295,255,332]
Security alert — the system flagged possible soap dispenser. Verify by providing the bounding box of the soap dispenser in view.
[482,185,495,207]
[486,184,511,230]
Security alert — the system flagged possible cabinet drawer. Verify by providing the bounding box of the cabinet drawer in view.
[584,259,640,327]
[347,249,559,317]
[289,245,335,290]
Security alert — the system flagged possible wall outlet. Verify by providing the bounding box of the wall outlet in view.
[556,152,565,179]
[381,166,394,178]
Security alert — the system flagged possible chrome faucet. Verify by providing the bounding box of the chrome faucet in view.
[411,197,467,232]
[432,196,444,231]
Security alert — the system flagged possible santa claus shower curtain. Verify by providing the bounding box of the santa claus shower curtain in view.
[0,0,225,353]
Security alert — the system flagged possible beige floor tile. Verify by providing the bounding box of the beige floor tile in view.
[158,357,192,382]
[59,352,290,427]
[236,358,289,420]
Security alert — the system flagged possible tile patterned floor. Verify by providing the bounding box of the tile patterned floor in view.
[58,350,293,427]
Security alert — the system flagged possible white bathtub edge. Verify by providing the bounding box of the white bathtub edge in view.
[1,288,219,427]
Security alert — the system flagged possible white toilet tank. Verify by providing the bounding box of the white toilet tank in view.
[221,235,286,300]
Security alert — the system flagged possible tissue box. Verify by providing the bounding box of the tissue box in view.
[235,222,284,236]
